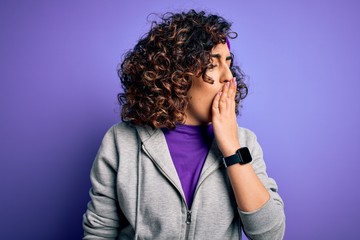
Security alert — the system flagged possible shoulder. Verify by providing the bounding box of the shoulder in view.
[105,121,137,136]
[99,122,138,146]
[105,121,159,145]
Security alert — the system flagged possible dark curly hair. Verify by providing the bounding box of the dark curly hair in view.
[117,9,248,129]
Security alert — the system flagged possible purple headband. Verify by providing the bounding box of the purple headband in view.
[226,37,231,50]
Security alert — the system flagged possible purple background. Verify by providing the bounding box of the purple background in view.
[1,1,359,239]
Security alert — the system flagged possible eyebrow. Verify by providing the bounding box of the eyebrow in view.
[211,53,233,61]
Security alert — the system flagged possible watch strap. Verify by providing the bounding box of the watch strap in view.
[222,154,241,167]
[223,147,252,167]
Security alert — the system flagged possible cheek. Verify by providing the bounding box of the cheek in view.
[206,72,222,94]
[196,88,219,111]
[188,77,222,111]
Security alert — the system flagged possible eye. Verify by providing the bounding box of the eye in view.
[226,56,233,68]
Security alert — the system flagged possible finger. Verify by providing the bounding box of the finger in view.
[223,81,230,98]
[230,77,237,99]
[212,91,221,116]
[228,77,236,100]
[229,77,237,109]
[219,82,229,111]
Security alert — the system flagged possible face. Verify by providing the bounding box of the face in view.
[185,43,234,125]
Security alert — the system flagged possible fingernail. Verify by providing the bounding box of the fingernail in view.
[233,77,236,84]
[226,82,230,87]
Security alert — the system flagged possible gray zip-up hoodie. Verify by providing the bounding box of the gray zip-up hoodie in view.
[83,122,285,239]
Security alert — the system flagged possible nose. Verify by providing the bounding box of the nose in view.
[220,64,234,83]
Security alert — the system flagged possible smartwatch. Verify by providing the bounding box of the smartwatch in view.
[223,147,252,167]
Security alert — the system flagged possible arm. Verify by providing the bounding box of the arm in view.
[82,126,127,239]
[212,78,285,239]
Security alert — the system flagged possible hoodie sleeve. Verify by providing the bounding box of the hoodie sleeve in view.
[82,126,126,239]
[238,129,286,240]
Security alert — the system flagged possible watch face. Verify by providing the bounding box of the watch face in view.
[238,147,252,164]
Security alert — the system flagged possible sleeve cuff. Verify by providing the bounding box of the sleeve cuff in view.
[238,196,285,236]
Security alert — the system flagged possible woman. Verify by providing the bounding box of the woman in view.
[83,9,285,239]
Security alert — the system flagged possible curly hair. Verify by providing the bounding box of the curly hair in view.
[117,9,248,129]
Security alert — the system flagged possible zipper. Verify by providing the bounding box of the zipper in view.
[191,159,222,209]
[184,164,220,239]
[141,145,221,240]
[186,210,192,224]
[141,145,192,239]
[185,210,192,239]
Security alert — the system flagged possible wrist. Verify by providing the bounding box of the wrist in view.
[222,147,252,167]
[221,144,241,158]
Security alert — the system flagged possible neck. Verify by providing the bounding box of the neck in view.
[184,113,211,126]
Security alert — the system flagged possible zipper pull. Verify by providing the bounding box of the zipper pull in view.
[186,210,192,225]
